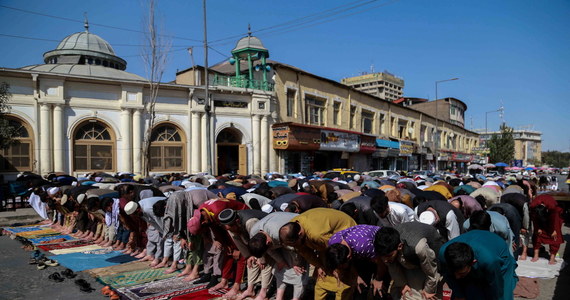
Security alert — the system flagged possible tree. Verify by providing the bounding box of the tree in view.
[542,151,570,168]
[0,82,17,150]
[487,123,515,164]
[140,0,170,176]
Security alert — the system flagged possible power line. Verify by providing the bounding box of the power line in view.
[0,33,195,48]
[209,0,383,46]
[0,4,202,42]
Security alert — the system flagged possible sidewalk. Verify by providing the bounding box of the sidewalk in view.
[0,208,42,227]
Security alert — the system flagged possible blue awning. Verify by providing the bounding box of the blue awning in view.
[376,139,399,149]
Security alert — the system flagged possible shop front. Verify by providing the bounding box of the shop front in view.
[375,138,400,170]
[439,151,474,173]
[272,122,373,174]
[397,140,414,171]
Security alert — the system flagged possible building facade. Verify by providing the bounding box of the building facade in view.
[477,129,542,166]
[1,29,479,178]
[340,72,404,102]
[409,97,467,128]
[0,27,277,181]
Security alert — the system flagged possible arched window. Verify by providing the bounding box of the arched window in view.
[73,120,114,172]
[150,124,185,171]
[0,117,33,171]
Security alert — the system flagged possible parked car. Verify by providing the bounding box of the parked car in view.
[365,170,399,178]
[409,170,435,177]
[323,169,360,181]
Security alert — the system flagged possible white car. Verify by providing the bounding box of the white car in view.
[365,170,400,178]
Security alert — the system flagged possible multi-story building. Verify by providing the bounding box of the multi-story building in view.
[409,97,468,128]
[340,72,404,102]
[2,29,479,178]
[0,26,276,180]
[477,129,542,166]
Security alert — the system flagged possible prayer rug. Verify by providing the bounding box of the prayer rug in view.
[37,239,93,251]
[49,244,108,255]
[171,287,228,300]
[515,257,565,278]
[117,280,227,300]
[514,277,540,299]
[48,250,137,272]
[28,234,77,245]
[98,268,181,289]
[2,225,45,234]
[86,261,150,278]
[16,229,60,238]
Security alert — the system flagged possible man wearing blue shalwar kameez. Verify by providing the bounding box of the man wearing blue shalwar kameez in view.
[438,230,518,300]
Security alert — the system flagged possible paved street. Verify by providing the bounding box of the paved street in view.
[0,234,103,300]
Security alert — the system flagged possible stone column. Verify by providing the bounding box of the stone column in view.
[260,115,269,174]
[39,103,52,174]
[252,114,261,175]
[53,104,64,172]
[191,112,201,173]
[269,115,278,173]
[120,109,132,172]
[132,109,142,174]
[201,113,208,172]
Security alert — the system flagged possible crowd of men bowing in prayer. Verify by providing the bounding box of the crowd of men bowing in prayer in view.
[27,170,564,300]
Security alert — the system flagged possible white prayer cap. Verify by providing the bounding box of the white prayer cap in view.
[47,187,60,196]
[417,185,429,190]
[354,175,361,181]
[77,194,86,204]
[125,201,139,215]
[302,182,310,189]
[280,203,289,211]
[60,194,68,205]
[419,211,437,226]
[71,181,78,187]
[261,204,273,213]
[208,179,218,185]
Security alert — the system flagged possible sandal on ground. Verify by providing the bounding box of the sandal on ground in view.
[48,272,64,282]
[43,259,59,267]
[61,268,76,279]
[37,262,47,270]
[75,279,95,293]
[101,285,113,296]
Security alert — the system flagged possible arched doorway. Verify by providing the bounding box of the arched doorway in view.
[73,119,115,172]
[0,116,34,172]
[149,123,185,172]
[216,127,246,175]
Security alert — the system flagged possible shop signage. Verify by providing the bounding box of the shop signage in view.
[426,153,434,160]
[399,141,414,157]
[272,125,320,151]
[320,130,360,152]
[451,152,474,162]
[439,152,451,161]
[360,135,377,153]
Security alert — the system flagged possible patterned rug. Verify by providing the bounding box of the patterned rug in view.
[49,244,108,255]
[86,261,150,278]
[3,225,47,234]
[48,250,138,272]
[37,239,94,251]
[98,267,181,289]
[117,280,227,300]
[28,234,77,245]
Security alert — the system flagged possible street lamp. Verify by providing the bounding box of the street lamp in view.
[434,77,459,172]
[485,106,504,134]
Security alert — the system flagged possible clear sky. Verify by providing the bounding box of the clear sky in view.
[1,0,569,151]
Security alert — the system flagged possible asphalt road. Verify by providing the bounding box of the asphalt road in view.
[0,235,104,300]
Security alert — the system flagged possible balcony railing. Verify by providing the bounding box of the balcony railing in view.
[212,74,274,92]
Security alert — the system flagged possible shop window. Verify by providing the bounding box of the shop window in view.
[0,118,33,172]
[149,124,185,171]
[73,120,114,171]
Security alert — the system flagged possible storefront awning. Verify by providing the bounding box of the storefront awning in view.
[376,139,399,149]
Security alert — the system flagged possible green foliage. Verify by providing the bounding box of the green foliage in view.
[488,124,515,164]
[541,151,570,168]
[0,82,17,150]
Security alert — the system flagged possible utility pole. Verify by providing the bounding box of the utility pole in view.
[203,0,213,175]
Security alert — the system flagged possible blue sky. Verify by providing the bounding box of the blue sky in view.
[1,0,569,151]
